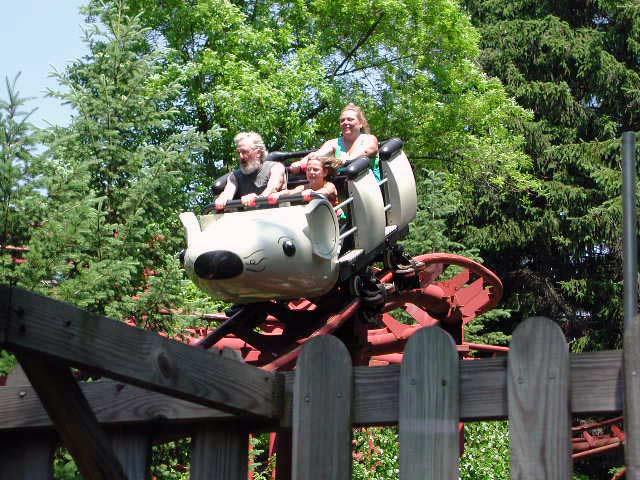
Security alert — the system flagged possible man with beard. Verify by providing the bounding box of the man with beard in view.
[214,131,286,209]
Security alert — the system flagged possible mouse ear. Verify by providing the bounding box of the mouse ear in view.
[179,212,201,246]
[304,199,339,259]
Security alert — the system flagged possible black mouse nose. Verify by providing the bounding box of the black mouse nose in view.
[193,250,243,280]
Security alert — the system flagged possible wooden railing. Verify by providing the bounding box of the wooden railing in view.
[0,285,636,479]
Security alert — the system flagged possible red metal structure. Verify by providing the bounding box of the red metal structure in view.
[181,252,505,369]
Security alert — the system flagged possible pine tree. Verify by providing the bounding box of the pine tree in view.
[460,0,640,351]
[0,74,43,285]
[19,4,213,331]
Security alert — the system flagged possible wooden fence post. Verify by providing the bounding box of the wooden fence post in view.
[273,429,293,480]
[0,432,55,479]
[190,425,249,480]
[190,347,251,480]
[292,335,352,480]
[508,316,571,479]
[624,315,640,476]
[0,365,56,479]
[109,427,152,480]
[399,325,459,480]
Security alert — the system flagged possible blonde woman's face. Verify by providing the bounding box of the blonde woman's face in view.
[339,109,362,135]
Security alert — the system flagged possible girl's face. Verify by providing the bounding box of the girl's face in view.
[306,159,326,183]
[339,109,363,136]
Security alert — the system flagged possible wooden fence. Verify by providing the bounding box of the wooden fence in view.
[0,285,637,479]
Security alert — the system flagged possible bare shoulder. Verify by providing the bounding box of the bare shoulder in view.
[364,133,378,145]
[322,138,339,151]
[271,161,286,173]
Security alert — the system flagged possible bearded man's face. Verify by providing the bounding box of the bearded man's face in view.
[237,139,262,174]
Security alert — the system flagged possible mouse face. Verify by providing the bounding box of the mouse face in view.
[180,199,340,303]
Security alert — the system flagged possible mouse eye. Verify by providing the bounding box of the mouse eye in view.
[282,240,296,257]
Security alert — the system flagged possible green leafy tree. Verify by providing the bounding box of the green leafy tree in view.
[0,75,44,377]
[88,0,535,212]
[458,1,640,476]
[9,1,542,477]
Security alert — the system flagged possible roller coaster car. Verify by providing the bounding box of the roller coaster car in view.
[179,138,417,303]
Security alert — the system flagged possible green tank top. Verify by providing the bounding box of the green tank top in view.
[336,136,381,181]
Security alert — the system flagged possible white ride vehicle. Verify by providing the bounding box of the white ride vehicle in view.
[180,138,417,304]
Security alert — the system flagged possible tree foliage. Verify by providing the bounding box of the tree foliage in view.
[1,0,563,478]
[87,0,534,209]
[0,75,43,286]
[15,5,214,330]
[460,0,640,351]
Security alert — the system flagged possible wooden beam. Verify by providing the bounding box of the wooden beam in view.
[0,381,243,431]
[284,349,623,426]
[1,286,280,419]
[16,351,128,480]
[0,349,624,431]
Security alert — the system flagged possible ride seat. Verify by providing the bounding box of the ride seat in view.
[378,138,417,230]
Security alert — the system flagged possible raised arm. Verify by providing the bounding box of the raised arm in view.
[259,161,286,196]
[291,139,338,173]
[214,173,238,210]
[345,134,378,160]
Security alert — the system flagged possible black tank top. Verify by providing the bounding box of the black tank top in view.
[232,161,276,198]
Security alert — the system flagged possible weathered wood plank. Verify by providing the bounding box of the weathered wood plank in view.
[624,315,640,476]
[0,381,230,431]
[292,335,352,480]
[2,286,279,419]
[109,428,152,480]
[0,366,56,479]
[0,349,624,431]
[0,285,10,344]
[274,430,293,480]
[399,326,459,480]
[190,425,248,480]
[283,350,621,427]
[6,364,29,386]
[16,351,128,480]
[508,317,571,479]
[0,431,55,479]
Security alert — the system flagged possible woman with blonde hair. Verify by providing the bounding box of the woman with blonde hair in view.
[291,103,380,180]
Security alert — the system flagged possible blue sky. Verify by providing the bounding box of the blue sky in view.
[0,0,88,127]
